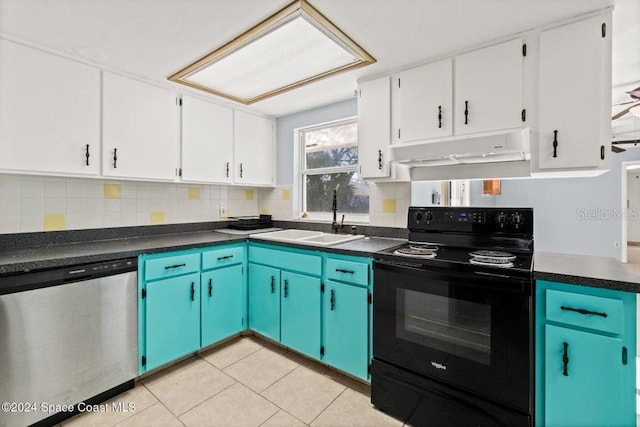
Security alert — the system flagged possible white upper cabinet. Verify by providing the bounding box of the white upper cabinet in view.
[454,38,524,135]
[536,13,611,172]
[0,39,100,176]
[394,59,453,143]
[358,76,392,178]
[233,110,274,186]
[181,95,233,184]
[102,72,180,181]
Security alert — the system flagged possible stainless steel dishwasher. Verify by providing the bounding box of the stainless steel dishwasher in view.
[0,258,138,427]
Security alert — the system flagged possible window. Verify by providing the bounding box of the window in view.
[298,119,369,221]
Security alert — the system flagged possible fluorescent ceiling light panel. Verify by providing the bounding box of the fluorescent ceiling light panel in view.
[169,0,375,104]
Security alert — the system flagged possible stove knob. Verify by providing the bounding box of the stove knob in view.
[425,211,434,222]
[495,213,508,225]
[414,211,424,222]
[511,212,525,225]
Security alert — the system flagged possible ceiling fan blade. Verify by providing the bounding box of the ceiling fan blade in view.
[612,102,640,120]
[612,145,626,153]
[627,86,640,100]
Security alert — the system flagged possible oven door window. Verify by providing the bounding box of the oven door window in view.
[398,289,491,365]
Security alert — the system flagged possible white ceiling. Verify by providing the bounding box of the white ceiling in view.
[0,0,638,134]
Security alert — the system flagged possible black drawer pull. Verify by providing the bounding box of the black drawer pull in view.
[190,282,195,301]
[330,289,335,310]
[560,305,607,318]
[283,279,288,298]
[378,150,383,170]
[226,162,229,178]
[113,148,118,169]
[85,144,90,166]
[464,100,469,125]
[165,263,186,270]
[562,342,569,376]
[209,278,212,297]
[336,268,354,274]
[552,130,558,158]
[217,255,234,261]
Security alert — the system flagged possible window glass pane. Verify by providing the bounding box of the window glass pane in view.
[304,171,368,214]
[303,122,357,169]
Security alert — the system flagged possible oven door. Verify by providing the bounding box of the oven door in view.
[373,259,532,413]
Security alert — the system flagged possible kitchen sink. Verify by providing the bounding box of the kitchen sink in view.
[249,229,364,246]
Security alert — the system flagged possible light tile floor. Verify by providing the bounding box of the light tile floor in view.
[62,336,402,427]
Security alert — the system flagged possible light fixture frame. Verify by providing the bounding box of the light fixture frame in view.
[168,0,376,105]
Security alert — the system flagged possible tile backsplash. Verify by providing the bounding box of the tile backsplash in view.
[0,175,260,234]
[0,175,410,234]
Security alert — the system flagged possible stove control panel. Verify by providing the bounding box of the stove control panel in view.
[408,207,533,235]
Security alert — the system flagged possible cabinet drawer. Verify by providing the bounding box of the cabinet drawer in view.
[202,246,244,270]
[326,258,369,286]
[145,253,200,281]
[545,289,623,334]
[249,246,321,276]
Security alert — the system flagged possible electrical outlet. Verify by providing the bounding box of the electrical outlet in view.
[614,241,621,248]
[219,206,226,217]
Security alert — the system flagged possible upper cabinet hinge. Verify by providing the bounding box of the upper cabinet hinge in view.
[601,22,606,38]
[521,109,526,122]
[522,43,527,57]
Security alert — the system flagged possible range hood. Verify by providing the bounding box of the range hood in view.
[390,128,531,180]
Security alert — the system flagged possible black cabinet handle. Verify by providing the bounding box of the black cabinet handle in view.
[239,163,243,178]
[438,105,442,129]
[113,148,118,169]
[270,276,275,294]
[600,145,605,160]
[378,150,383,170]
[217,255,234,261]
[330,290,335,310]
[190,282,195,301]
[85,144,90,166]
[165,263,186,270]
[464,100,469,125]
[336,268,354,274]
[209,278,212,297]
[562,342,569,376]
[552,130,558,158]
[226,162,230,178]
[284,279,288,298]
[560,305,607,318]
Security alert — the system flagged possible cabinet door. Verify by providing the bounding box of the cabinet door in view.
[181,95,233,183]
[544,325,623,427]
[248,263,280,341]
[145,273,200,371]
[395,59,453,143]
[103,72,179,180]
[358,77,391,178]
[280,271,321,360]
[234,110,274,186]
[201,265,243,348]
[454,38,523,135]
[537,14,611,170]
[323,280,369,380]
[0,39,100,176]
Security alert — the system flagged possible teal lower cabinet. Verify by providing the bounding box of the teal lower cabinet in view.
[281,271,321,359]
[248,263,281,341]
[145,272,201,372]
[139,243,247,374]
[201,264,244,348]
[536,280,636,427]
[323,279,369,380]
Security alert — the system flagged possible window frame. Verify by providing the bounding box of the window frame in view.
[295,116,369,223]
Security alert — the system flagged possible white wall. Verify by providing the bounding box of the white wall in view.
[627,170,640,242]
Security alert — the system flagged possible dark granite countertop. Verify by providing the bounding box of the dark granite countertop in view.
[0,231,245,275]
[534,251,640,293]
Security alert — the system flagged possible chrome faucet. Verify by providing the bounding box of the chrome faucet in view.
[331,189,345,233]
